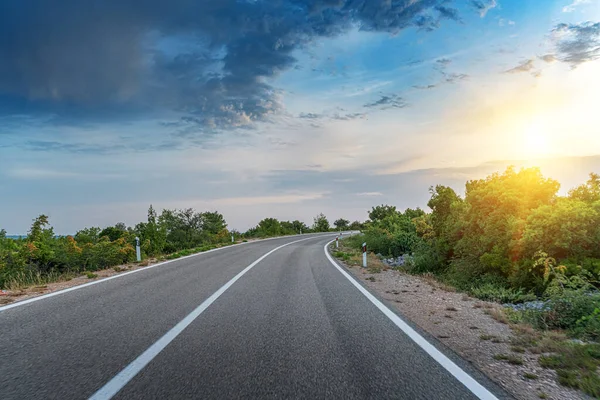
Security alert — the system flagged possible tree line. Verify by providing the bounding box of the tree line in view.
[0,208,364,289]
[344,167,600,340]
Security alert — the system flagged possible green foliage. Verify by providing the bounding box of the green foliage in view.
[312,213,330,232]
[539,343,600,397]
[256,218,282,236]
[569,173,600,204]
[469,283,537,304]
[368,205,397,222]
[333,218,350,230]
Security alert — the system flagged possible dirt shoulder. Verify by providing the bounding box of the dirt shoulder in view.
[0,258,165,306]
[329,245,589,400]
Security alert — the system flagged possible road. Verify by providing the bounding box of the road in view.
[0,234,509,399]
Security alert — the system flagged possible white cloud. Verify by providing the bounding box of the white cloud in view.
[562,0,591,12]
[356,192,383,196]
[6,168,124,180]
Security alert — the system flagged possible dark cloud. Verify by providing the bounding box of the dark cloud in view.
[434,6,461,23]
[436,58,452,67]
[470,0,497,18]
[0,0,459,133]
[413,84,438,90]
[552,22,600,67]
[504,59,536,74]
[364,94,408,110]
[299,112,322,119]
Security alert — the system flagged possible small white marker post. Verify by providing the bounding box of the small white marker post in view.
[135,237,141,262]
[335,236,339,248]
[300,229,302,235]
[362,242,367,268]
[231,233,234,243]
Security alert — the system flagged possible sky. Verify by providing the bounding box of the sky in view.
[1,0,599,234]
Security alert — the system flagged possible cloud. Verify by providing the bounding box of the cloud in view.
[6,168,123,180]
[331,112,367,121]
[0,0,460,133]
[443,72,469,83]
[436,58,452,67]
[299,112,322,119]
[551,22,600,67]
[356,192,383,197]
[413,84,438,90]
[539,54,557,63]
[562,0,591,13]
[470,0,497,18]
[504,59,536,74]
[363,94,408,110]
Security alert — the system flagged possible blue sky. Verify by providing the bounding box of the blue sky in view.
[1,0,599,234]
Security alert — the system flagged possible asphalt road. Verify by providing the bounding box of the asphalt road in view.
[0,234,510,399]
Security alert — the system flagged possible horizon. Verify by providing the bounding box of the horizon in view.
[1,0,599,234]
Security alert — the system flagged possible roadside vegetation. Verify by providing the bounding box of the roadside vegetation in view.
[0,208,361,290]
[339,167,600,397]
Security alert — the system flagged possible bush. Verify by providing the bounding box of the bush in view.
[470,283,537,304]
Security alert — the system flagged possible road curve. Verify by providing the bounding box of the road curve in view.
[0,234,510,399]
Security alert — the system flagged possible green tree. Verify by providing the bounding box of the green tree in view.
[349,221,365,231]
[569,173,600,203]
[456,167,560,278]
[201,211,227,236]
[257,218,281,236]
[333,218,350,230]
[291,220,308,233]
[99,223,127,242]
[312,213,330,232]
[368,205,397,223]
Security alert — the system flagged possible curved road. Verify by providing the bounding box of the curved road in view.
[0,234,510,399]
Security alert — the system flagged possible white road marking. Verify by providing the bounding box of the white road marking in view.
[89,235,327,400]
[323,241,499,400]
[0,233,327,312]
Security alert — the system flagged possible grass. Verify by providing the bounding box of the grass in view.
[524,372,538,380]
[86,272,98,279]
[6,270,67,290]
[479,334,496,341]
[509,320,600,397]
[486,308,509,324]
[493,353,524,365]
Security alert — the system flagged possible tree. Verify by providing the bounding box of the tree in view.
[333,218,350,230]
[313,213,330,232]
[368,205,397,223]
[456,167,560,277]
[569,173,600,203]
[99,223,127,242]
[257,218,281,236]
[201,211,227,236]
[291,220,308,233]
[349,221,365,231]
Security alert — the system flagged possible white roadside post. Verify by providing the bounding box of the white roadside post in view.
[335,236,339,248]
[231,233,234,243]
[362,242,367,268]
[135,237,141,262]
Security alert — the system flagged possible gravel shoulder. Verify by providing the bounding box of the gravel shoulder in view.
[332,249,590,400]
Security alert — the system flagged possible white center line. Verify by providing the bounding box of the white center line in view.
[89,235,328,400]
[323,240,499,400]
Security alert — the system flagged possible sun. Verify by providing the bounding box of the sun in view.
[521,120,551,158]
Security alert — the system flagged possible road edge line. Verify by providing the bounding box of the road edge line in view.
[0,233,328,312]
[323,240,499,400]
